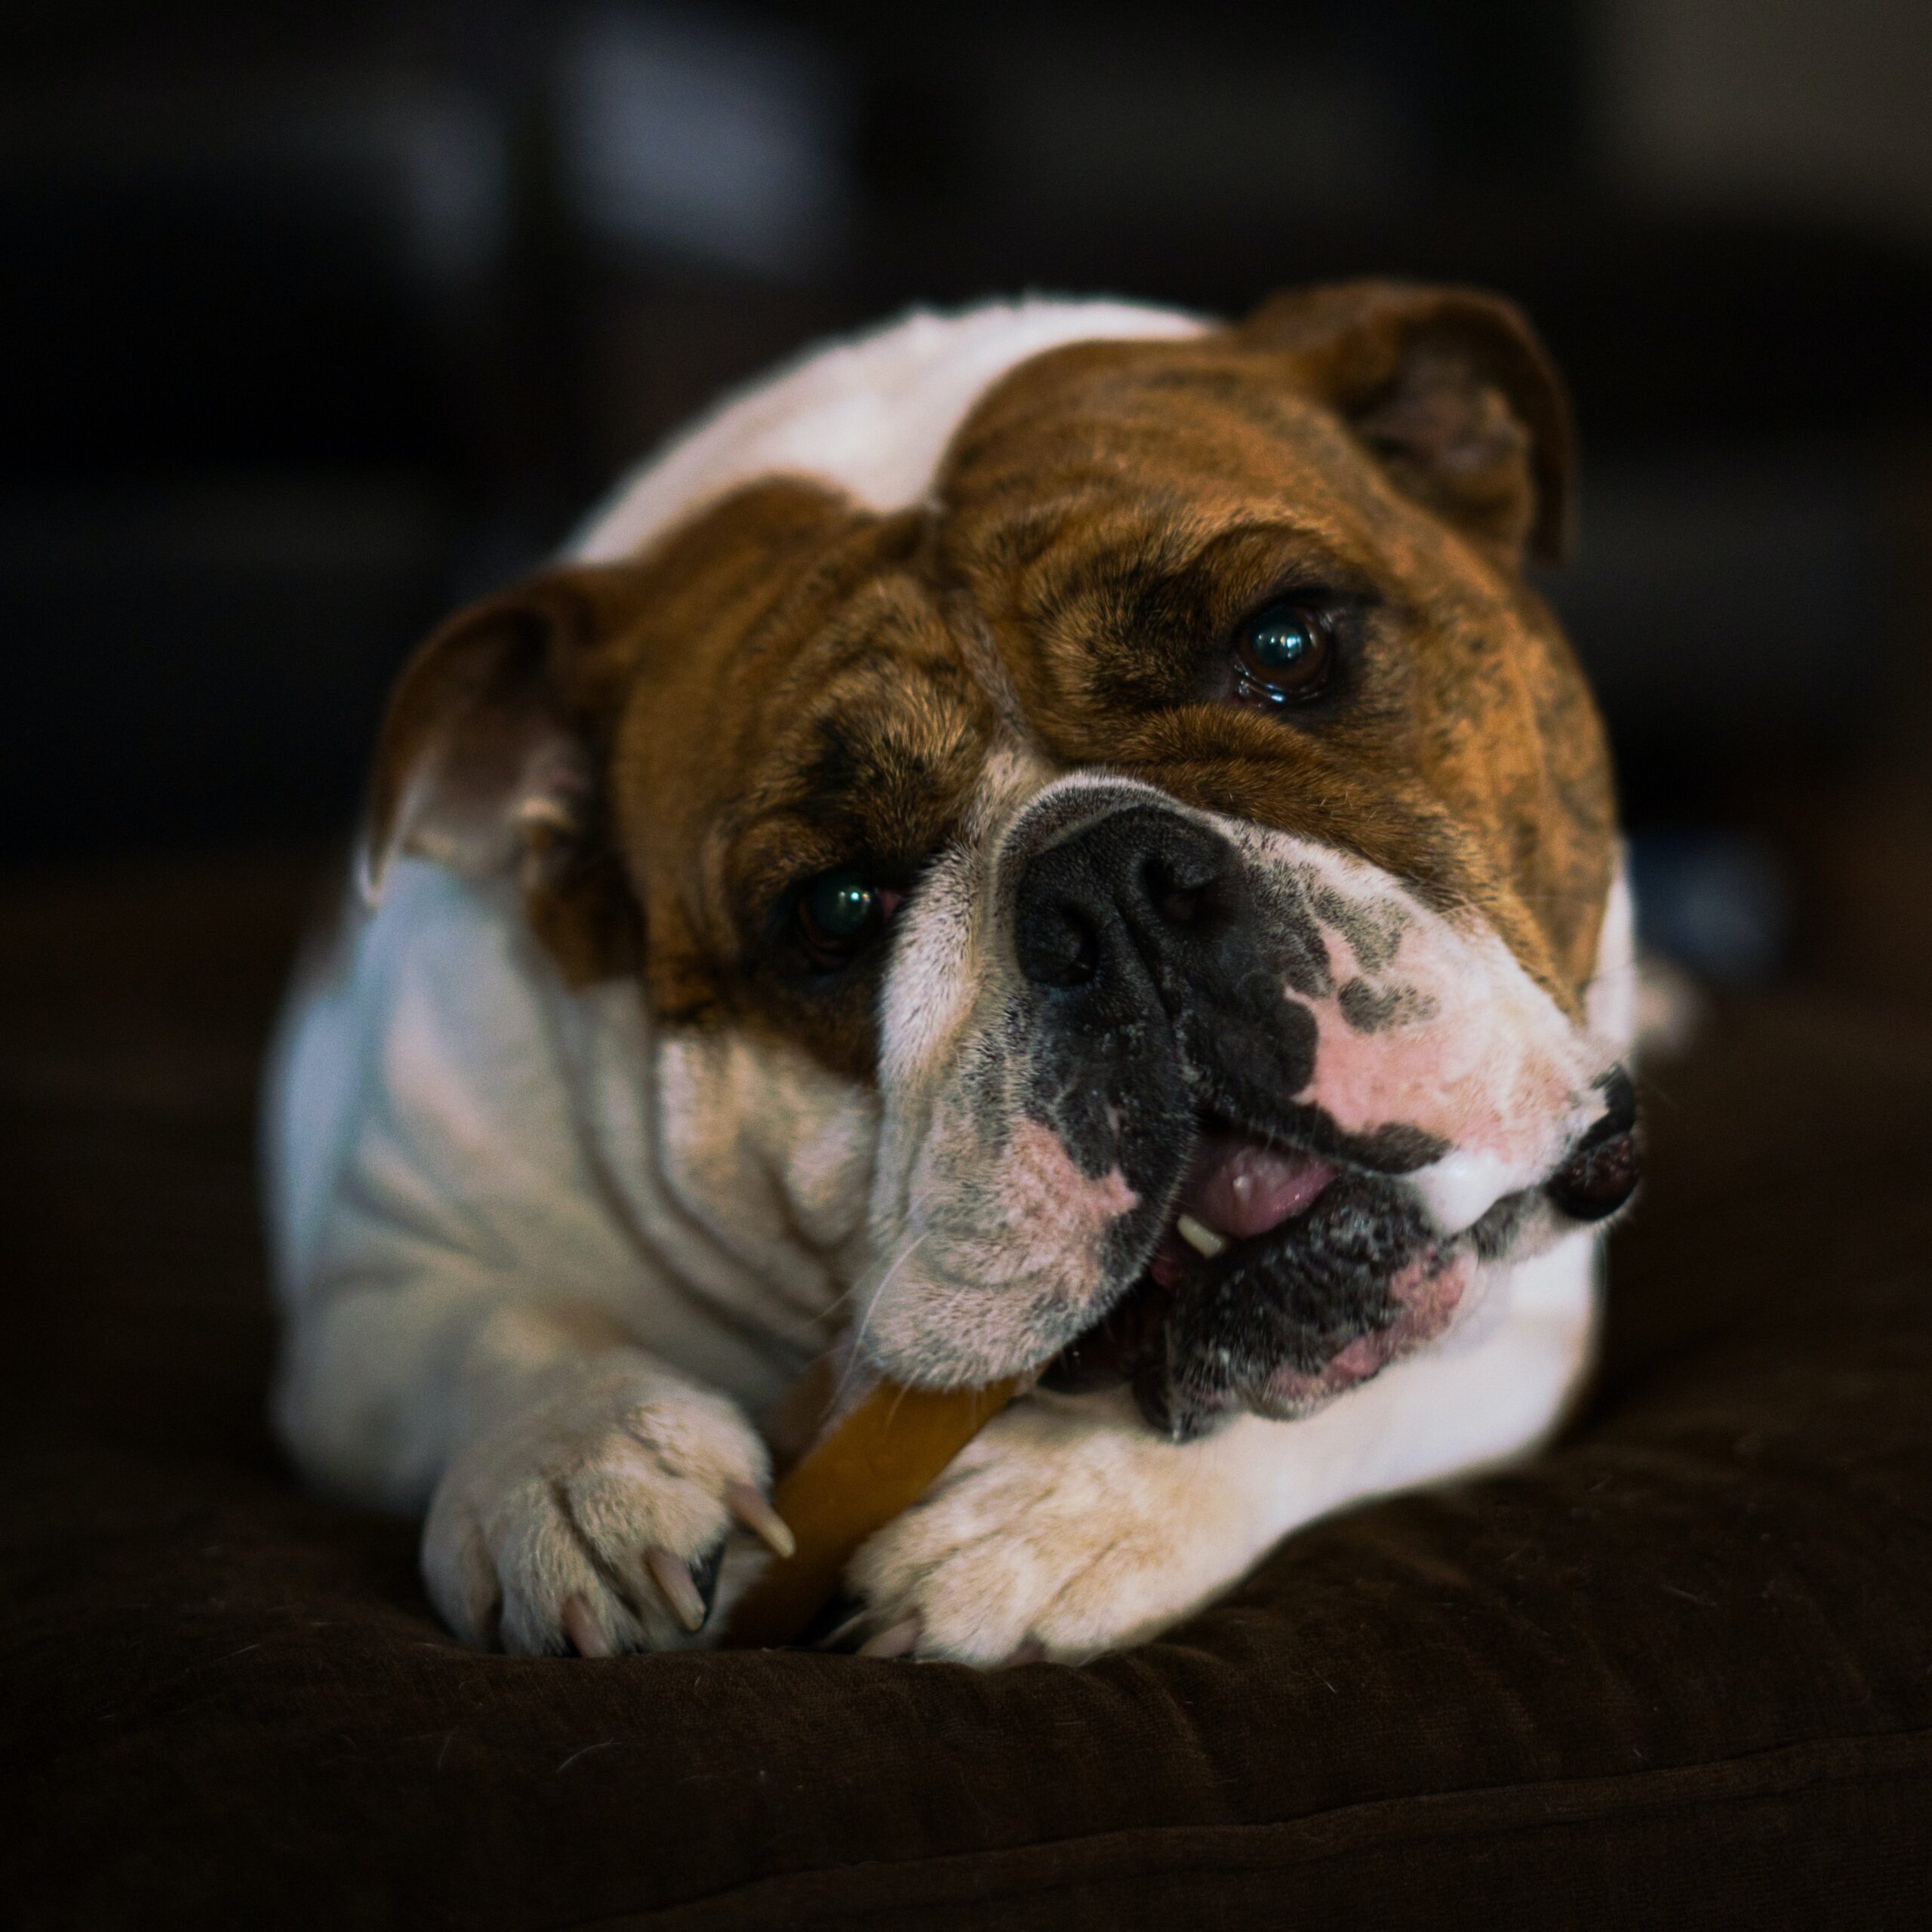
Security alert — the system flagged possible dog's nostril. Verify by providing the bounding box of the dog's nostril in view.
[1026,902,1100,988]
[1141,853,1226,929]
[1014,803,1241,994]
[1145,841,1223,893]
[1145,858,1210,927]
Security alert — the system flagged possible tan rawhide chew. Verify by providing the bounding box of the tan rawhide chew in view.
[723,1377,1020,1649]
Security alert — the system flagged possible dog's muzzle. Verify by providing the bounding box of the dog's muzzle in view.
[1005,796,1639,1438]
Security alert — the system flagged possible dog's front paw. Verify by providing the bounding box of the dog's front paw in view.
[845,1395,1256,1666]
[423,1355,792,1656]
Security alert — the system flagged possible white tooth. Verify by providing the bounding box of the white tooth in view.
[1176,1213,1229,1259]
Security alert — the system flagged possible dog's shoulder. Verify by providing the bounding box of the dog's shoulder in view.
[263,859,646,1308]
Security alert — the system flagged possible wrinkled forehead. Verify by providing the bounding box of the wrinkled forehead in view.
[594,306,1611,1035]
[939,336,1382,523]
[921,334,1615,1008]
[582,304,1220,869]
[609,482,995,894]
[931,340,1417,709]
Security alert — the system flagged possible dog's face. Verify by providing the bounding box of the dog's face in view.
[370,284,1637,1438]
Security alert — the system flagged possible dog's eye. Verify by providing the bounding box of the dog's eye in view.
[797,868,900,968]
[1233,601,1334,706]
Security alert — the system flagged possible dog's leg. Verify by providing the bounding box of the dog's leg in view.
[279,1284,784,1654]
[268,866,823,1654]
[848,1232,1597,1664]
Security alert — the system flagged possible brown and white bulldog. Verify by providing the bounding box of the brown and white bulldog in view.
[266,285,1641,1665]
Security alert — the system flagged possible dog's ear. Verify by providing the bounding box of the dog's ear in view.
[361,563,641,904]
[1241,279,1574,565]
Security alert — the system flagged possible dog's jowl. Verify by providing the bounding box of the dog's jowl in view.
[267,285,1641,1665]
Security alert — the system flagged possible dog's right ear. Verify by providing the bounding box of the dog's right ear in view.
[360,565,640,903]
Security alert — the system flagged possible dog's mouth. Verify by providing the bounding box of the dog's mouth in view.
[1042,1115,1468,1439]
[1146,1125,1340,1287]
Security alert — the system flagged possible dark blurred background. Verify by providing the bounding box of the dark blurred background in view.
[5,0,1930,1000]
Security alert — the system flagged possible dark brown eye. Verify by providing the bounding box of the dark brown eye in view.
[797,867,903,970]
[1233,601,1334,706]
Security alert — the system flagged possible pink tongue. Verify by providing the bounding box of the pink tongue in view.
[1179,1131,1337,1240]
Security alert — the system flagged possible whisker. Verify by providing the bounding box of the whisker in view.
[829,1229,929,1412]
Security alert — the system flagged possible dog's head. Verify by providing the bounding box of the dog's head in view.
[368,284,1638,1438]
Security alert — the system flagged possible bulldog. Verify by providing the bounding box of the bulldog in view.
[266,283,1641,1666]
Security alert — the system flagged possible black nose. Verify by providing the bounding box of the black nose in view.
[1545,1067,1641,1221]
[1014,805,1240,1009]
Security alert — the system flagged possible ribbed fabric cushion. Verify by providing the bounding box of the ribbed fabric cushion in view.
[3,854,1928,1930]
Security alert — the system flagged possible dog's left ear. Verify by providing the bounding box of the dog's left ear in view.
[1241,279,1574,565]
[361,563,642,904]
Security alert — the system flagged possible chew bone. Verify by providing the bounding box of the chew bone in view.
[721,1377,1020,1649]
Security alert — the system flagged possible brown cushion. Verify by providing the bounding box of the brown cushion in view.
[3,854,1929,1930]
